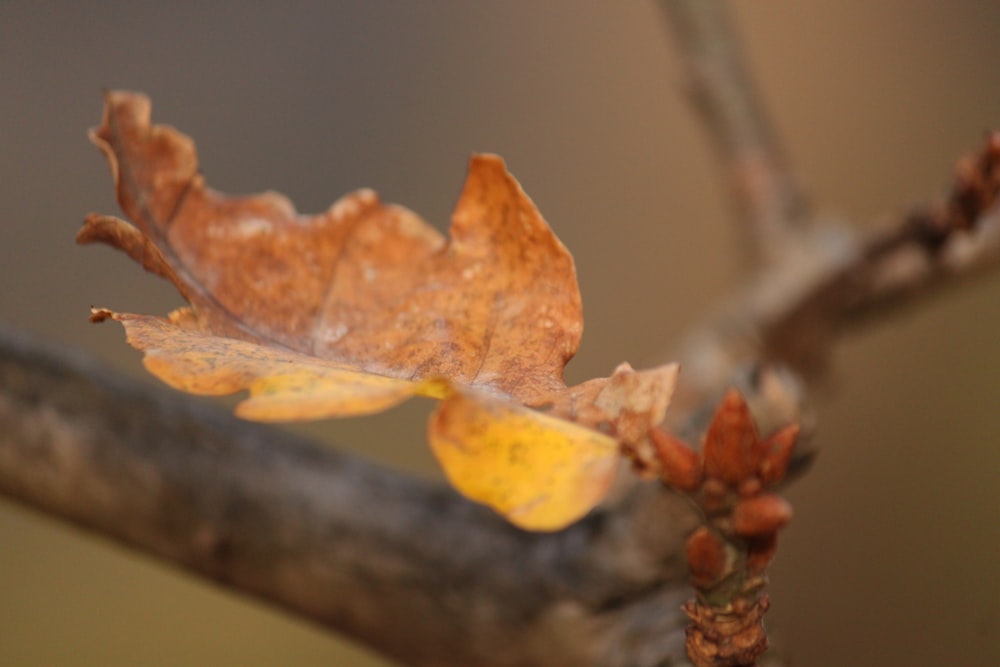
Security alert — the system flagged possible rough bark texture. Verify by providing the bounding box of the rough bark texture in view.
[0,326,701,667]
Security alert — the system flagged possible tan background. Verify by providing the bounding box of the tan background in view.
[2,2,999,665]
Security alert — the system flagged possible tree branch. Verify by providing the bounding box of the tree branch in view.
[670,133,1000,429]
[0,325,700,667]
[763,132,1000,372]
[662,0,808,264]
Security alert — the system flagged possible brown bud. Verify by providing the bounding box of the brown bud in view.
[649,427,703,491]
[700,478,731,515]
[758,423,799,486]
[703,389,764,485]
[685,526,731,588]
[732,493,792,537]
[738,477,762,498]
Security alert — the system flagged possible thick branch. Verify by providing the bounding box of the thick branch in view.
[0,325,700,667]
[662,0,808,262]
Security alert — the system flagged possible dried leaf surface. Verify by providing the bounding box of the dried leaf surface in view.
[90,309,435,421]
[81,91,581,404]
[429,392,619,531]
[80,91,679,530]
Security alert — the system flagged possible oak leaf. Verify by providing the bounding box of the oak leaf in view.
[79,91,679,530]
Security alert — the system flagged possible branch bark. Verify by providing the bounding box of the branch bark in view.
[0,325,699,667]
[662,0,808,264]
[670,132,1000,421]
[762,132,1000,373]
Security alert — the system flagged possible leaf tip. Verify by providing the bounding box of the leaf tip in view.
[89,307,116,323]
[90,89,151,166]
[76,213,181,285]
[468,152,507,172]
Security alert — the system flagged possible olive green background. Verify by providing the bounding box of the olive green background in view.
[2,2,999,665]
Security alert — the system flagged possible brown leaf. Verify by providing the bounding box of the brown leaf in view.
[79,91,681,530]
[543,362,679,440]
[90,309,438,421]
[80,91,581,404]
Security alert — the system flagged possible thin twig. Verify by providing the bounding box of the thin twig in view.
[662,0,808,264]
[669,133,1000,427]
[763,132,1000,373]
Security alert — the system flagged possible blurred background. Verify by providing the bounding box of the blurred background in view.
[2,2,999,665]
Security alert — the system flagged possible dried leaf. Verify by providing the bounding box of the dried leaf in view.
[90,309,441,420]
[79,91,680,530]
[429,391,619,531]
[80,91,580,406]
[543,362,679,439]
